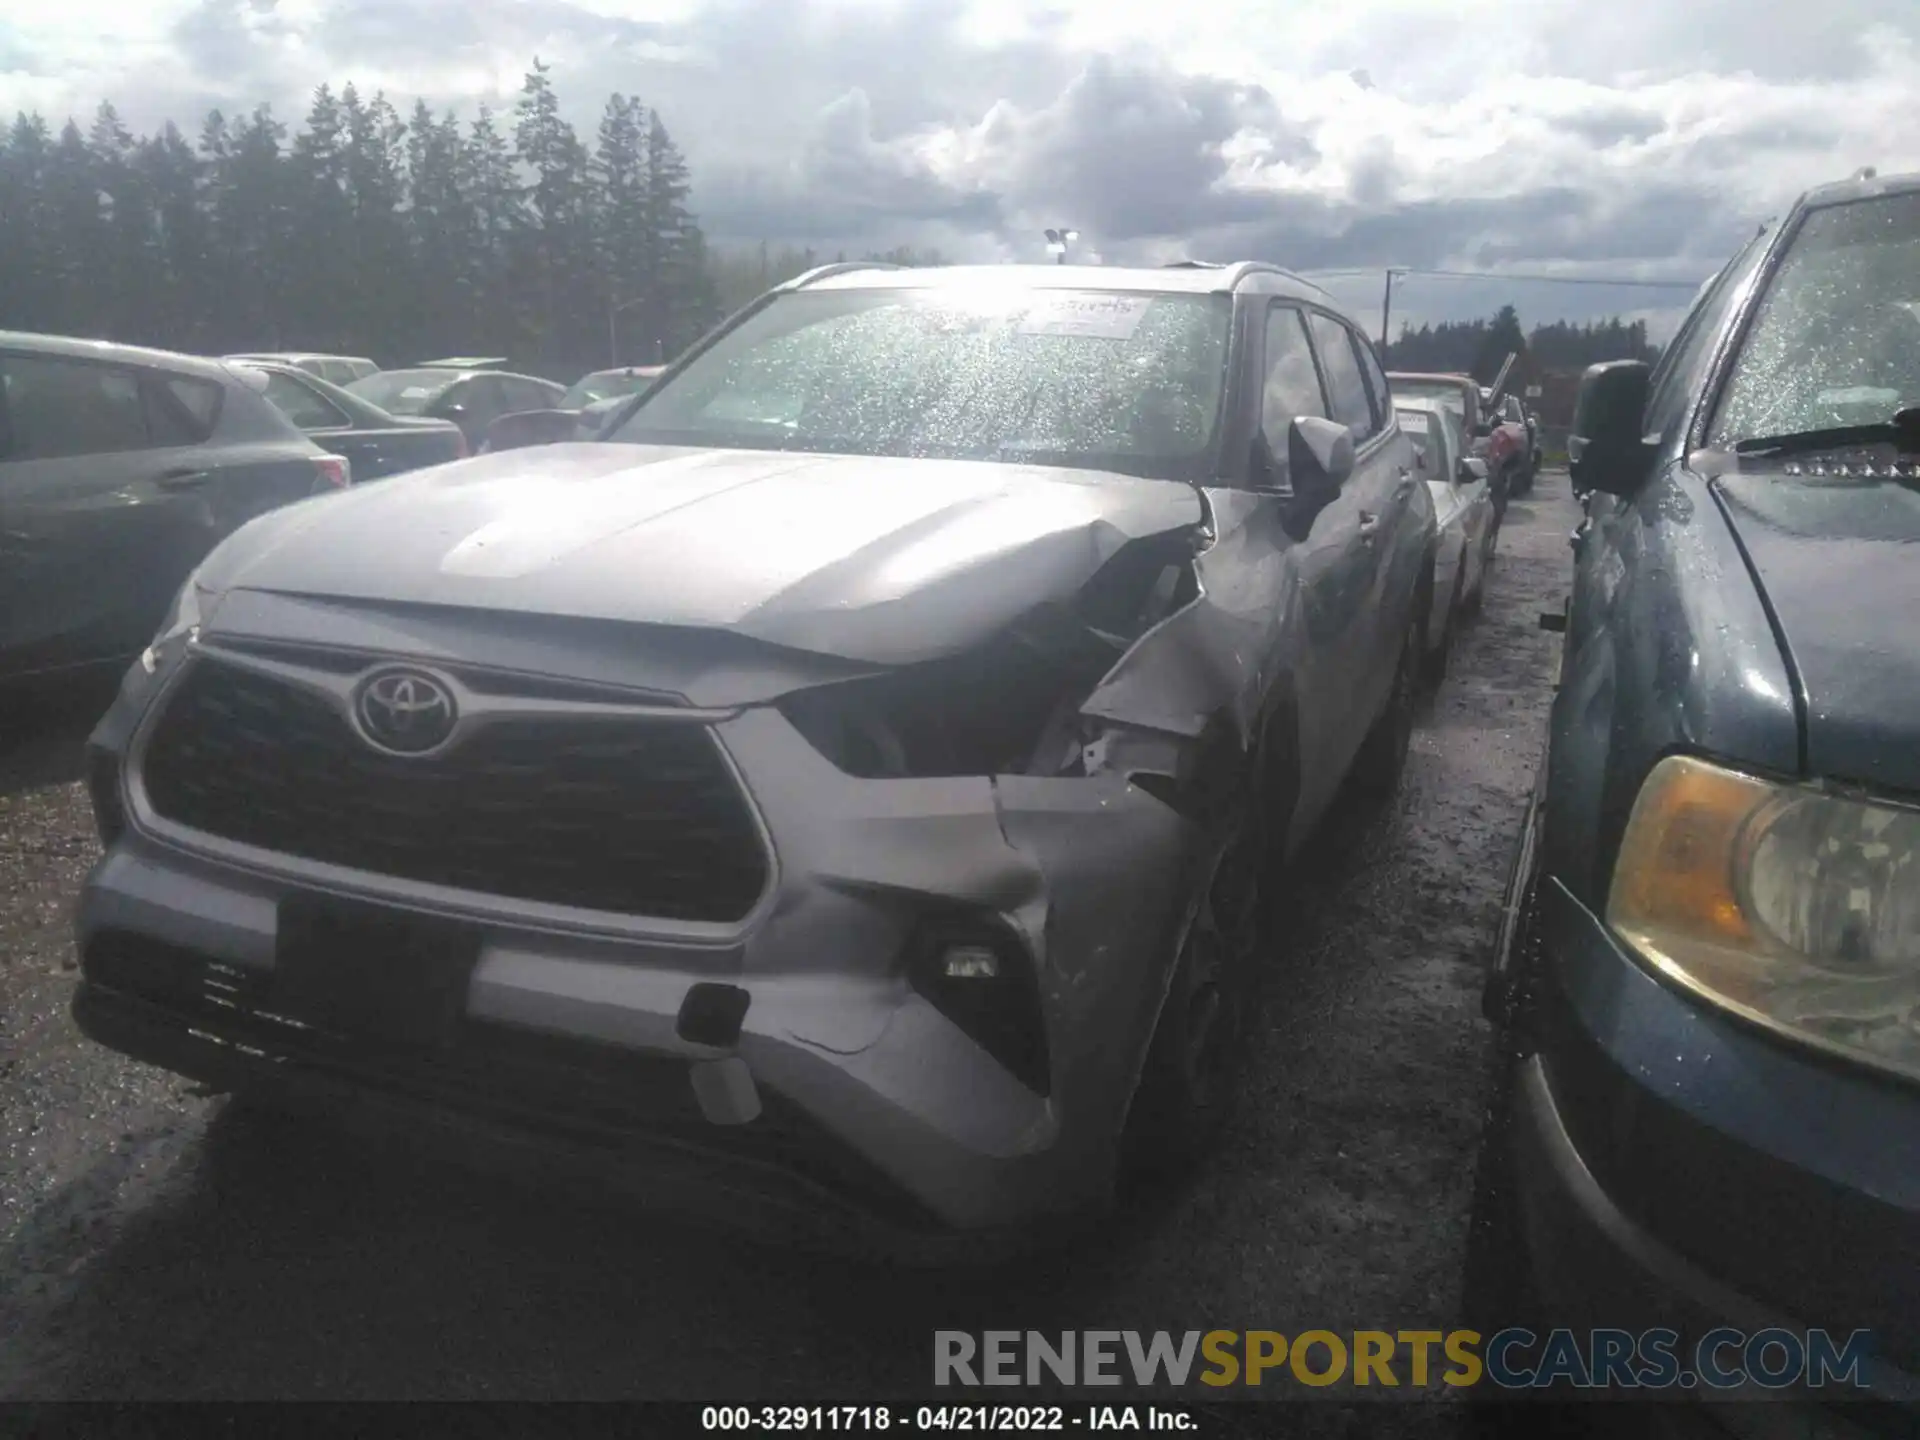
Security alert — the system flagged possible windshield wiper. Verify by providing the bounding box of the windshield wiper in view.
[1733,405,1920,457]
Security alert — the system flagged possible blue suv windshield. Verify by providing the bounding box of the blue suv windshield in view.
[1712,191,1920,446]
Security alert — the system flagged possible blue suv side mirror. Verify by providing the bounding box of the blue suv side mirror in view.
[1570,360,1657,496]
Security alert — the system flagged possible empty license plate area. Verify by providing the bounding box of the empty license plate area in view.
[273,893,481,1049]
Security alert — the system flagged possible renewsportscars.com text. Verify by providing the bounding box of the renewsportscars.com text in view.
[933,1328,1874,1392]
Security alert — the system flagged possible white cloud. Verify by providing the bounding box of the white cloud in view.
[2,0,1917,328]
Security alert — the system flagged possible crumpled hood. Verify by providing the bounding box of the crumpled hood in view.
[197,443,1205,666]
[1715,472,1920,793]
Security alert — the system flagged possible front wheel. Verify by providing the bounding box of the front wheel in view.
[1122,749,1277,1181]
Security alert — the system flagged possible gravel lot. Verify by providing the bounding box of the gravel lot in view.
[0,477,1577,1413]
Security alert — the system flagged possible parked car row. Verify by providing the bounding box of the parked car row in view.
[0,339,689,684]
[1396,396,1496,681]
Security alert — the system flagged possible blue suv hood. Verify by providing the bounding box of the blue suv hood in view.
[1716,471,1920,795]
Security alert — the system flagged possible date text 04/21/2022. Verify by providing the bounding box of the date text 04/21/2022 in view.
[701,1406,1197,1432]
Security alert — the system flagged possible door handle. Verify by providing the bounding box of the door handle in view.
[1357,510,1381,543]
[157,468,210,490]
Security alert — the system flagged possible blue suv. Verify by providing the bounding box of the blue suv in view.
[1476,169,1920,1426]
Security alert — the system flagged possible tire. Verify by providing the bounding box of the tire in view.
[1464,534,1489,617]
[1122,731,1282,1182]
[1424,564,1463,689]
[1351,596,1423,801]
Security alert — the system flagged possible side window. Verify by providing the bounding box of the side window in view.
[436,378,476,417]
[470,377,513,418]
[164,376,224,437]
[1353,331,1393,433]
[1307,313,1378,442]
[503,379,551,412]
[1259,305,1330,448]
[142,380,204,447]
[0,354,150,460]
[262,372,347,430]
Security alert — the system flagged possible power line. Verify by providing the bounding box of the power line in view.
[1405,266,1704,290]
[1298,264,1705,291]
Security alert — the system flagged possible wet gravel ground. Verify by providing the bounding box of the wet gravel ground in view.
[0,478,1577,1420]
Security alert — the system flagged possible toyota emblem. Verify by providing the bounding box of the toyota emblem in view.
[356,668,458,753]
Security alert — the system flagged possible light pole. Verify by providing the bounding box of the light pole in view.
[608,295,648,368]
[1044,228,1080,265]
[1379,267,1406,356]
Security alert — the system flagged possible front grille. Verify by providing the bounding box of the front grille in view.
[139,658,769,922]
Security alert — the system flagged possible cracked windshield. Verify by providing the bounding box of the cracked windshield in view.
[609,289,1231,477]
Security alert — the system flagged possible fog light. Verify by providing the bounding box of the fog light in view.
[907,920,1051,1096]
[940,944,1001,980]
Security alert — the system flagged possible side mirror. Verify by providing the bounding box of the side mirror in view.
[482,408,580,454]
[1569,360,1655,496]
[1460,457,1490,483]
[1287,415,1354,500]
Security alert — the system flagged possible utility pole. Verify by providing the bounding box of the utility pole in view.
[1379,268,1405,355]
[608,296,647,368]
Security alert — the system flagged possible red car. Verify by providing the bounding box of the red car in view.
[1388,371,1528,516]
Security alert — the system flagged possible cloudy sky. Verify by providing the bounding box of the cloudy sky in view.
[5,0,1919,335]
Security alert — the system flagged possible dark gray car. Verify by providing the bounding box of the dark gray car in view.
[236,360,469,480]
[347,366,566,449]
[1,332,344,684]
[72,262,1436,1249]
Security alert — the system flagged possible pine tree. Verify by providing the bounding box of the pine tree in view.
[133,123,211,347]
[595,93,648,366]
[407,102,477,361]
[88,102,160,342]
[515,60,598,370]
[640,108,701,359]
[288,86,353,351]
[1,115,55,332]
[463,104,524,359]
[339,87,410,355]
[46,120,112,337]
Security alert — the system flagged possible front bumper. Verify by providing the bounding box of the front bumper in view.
[75,627,1202,1241]
[1508,878,1920,1425]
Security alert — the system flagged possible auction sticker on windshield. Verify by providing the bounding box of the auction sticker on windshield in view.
[1017,295,1152,340]
[1397,410,1430,433]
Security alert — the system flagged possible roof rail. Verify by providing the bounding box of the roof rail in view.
[784,261,906,290]
[1162,259,1227,269]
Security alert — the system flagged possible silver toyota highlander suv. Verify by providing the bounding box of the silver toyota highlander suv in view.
[73,261,1436,1252]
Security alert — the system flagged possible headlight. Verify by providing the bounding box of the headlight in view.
[139,577,211,675]
[1607,755,1920,1082]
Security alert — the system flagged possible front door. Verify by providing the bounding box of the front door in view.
[1251,302,1377,851]
[1306,310,1418,737]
